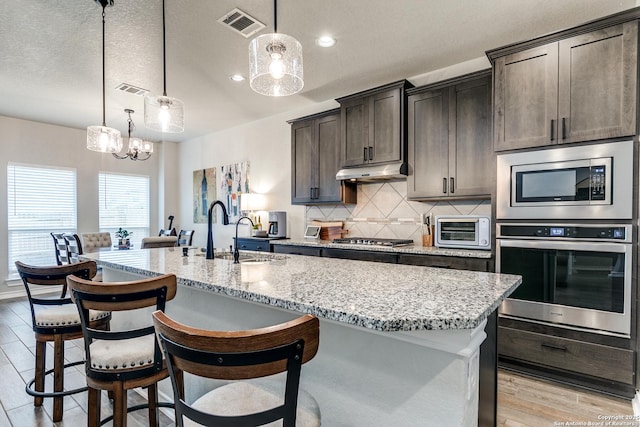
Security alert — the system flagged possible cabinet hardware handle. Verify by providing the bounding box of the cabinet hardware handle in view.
[450,177,454,194]
[443,177,447,194]
[561,117,567,139]
[368,146,374,161]
[310,188,314,199]
[314,187,319,199]
[550,119,555,141]
[363,147,368,162]
[541,342,567,352]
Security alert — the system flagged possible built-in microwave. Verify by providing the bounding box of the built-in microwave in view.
[496,140,633,220]
[435,215,491,250]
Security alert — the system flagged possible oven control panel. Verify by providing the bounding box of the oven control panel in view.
[499,224,628,241]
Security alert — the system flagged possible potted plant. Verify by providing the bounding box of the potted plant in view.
[115,228,132,248]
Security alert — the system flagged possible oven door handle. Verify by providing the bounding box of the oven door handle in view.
[496,239,629,253]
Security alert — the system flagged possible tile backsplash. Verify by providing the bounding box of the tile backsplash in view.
[305,181,491,243]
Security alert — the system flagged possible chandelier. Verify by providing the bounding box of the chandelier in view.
[86,0,122,153]
[112,109,153,161]
[248,0,303,96]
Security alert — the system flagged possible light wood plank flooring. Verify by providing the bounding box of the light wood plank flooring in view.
[0,296,634,426]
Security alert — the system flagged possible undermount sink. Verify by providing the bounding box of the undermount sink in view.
[214,253,256,262]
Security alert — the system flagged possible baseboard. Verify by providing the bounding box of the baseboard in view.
[632,391,640,416]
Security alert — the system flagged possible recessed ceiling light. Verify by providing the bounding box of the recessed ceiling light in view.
[230,74,245,82]
[317,36,336,48]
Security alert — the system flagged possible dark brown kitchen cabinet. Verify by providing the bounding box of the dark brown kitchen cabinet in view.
[492,21,637,151]
[337,80,413,167]
[289,110,356,205]
[407,71,492,200]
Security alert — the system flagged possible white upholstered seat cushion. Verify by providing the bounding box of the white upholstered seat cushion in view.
[34,304,109,327]
[183,377,321,427]
[89,334,156,370]
[81,232,112,253]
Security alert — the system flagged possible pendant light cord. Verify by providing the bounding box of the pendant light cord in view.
[162,0,167,97]
[101,6,106,127]
[273,0,277,33]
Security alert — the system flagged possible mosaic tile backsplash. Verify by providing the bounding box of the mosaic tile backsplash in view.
[305,181,491,244]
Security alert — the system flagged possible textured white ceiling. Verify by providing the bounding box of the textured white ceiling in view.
[0,0,635,143]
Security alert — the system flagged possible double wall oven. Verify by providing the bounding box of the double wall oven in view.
[496,140,634,337]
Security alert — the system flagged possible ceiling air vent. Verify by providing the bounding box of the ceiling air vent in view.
[218,8,265,38]
[115,83,149,97]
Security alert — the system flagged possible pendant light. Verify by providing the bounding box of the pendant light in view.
[249,0,303,97]
[144,0,184,133]
[86,0,122,153]
[113,109,153,161]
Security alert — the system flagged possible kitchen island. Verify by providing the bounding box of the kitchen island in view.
[81,248,521,426]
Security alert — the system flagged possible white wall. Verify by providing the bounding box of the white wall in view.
[177,57,491,249]
[0,115,178,296]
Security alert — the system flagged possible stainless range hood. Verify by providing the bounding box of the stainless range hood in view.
[336,161,408,182]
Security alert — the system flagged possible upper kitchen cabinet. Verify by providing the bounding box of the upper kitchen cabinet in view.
[407,71,493,200]
[336,80,413,167]
[490,20,638,151]
[289,110,356,205]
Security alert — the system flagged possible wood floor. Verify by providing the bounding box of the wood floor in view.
[0,296,634,426]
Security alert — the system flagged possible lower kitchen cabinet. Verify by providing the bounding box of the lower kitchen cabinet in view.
[498,317,635,397]
[322,248,397,263]
[398,253,493,272]
[273,244,322,257]
[233,237,274,252]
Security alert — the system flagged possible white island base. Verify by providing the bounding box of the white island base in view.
[104,267,487,427]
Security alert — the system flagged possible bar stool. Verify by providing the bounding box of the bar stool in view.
[153,311,321,426]
[67,273,177,427]
[15,260,111,422]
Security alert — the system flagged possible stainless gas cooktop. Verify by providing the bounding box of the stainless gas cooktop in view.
[332,237,414,247]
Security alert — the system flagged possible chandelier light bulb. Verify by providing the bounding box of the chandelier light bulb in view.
[158,104,171,131]
[269,56,285,79]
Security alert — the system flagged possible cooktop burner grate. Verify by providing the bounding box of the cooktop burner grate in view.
[332,237,414,247]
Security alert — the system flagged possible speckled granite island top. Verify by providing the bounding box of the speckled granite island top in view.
[272,238,493,258]
[82,248,521,332]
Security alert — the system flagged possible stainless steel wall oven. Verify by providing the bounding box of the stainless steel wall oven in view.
[496,223,632,337]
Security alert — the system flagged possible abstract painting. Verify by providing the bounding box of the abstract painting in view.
[193,167,216,223]
[219,161,250,223]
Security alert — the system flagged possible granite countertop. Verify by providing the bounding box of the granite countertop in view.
[81,248,520,332]
[272,238,493,259]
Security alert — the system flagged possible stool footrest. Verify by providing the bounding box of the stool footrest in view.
[25,360,87,398]
[98,401,174,426]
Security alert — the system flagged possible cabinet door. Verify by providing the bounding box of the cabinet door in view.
[290,120,316,204]
[315,113,343,203]
[558,22,637,143]
[341,97,368,166]
[370,88,401,164]
[449,75,492,197]
[494,43,559,151]
[407,89,449,199]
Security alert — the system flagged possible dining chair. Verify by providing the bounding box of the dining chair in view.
[68,273,177,427]
[177,230,194,246]
[63,233,83,263]
[81,232,113,253]
[15,260,111,422]
[140,236,178,249]
[153,311,321,427]
[51,232,71,265]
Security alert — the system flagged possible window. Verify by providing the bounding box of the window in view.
[99,172,149,248]
[7,163,77,278]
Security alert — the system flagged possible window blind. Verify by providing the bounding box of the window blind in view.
[7,163,77,277]
[98,172,150,247]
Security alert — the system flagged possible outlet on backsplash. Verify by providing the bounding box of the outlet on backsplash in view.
[305,181,491,243]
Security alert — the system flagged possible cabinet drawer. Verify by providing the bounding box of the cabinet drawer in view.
[499,326,633,384]
[234,238,271,252]
[397,254,492,272]
[273,245,322,257]
[322,248,397,263]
